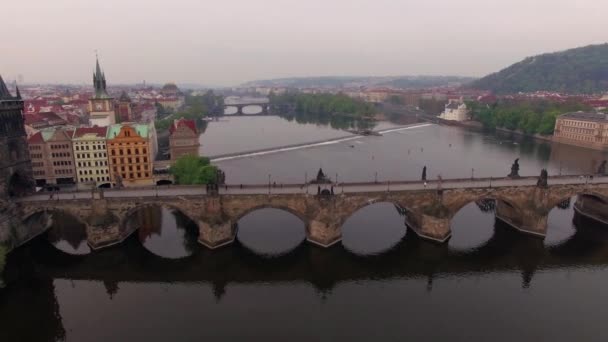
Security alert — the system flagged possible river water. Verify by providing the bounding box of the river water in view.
[2,116,608,341]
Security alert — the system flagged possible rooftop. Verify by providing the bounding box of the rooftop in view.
[559,112,608,122]
[107,123,150,139]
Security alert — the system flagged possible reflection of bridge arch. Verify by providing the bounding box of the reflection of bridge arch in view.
[223,103,271,116]
[340,201,409,256]
[22,209,88,248]
[121,203,199,236]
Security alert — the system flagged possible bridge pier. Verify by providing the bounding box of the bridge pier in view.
[198,221,235,249]
[307,219,342,247]
[574,195,608,225]
[496,201,548,237]
[406,213,451,243]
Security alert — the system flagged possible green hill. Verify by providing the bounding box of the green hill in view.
[469,44,608,94]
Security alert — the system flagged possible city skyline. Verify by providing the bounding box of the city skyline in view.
[3,0,608,86]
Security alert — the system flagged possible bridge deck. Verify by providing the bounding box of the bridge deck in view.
[17,175,608,202]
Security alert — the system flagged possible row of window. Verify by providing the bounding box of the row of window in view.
[560,126,595,135]
[52,160,72,166]
[76,153,107,159]
[79,176,110,183]
[33,170,45,176]
[561,120,596,128]
[54,169,72,175]
[74,144,106,151]
[30,153,43,159]
[29,145,42,150]
[78,169,108,175]
[111,157,148,165]
[51,152,71,158]
[110,148,147,156]
[118,172,150,180]
[31,162,44,168]
[77,161,108,167]
[50,144,69,150]
[113,164,148,173]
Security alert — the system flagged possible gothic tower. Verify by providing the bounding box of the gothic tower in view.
[88,57,116,127]
[0,75,34,198]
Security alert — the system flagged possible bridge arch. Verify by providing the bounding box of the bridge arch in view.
[339,199,411,256]
[548,191,608,211]
[122,203,200,259]
[232,206,308,257]
[447,193,523,220]
[21,209,89,252]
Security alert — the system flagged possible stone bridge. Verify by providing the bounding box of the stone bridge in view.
[224,102,271,116]
[8,176,608,252]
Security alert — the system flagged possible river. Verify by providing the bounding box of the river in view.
[2,116,608,341]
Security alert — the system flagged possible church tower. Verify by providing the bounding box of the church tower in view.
[0,75,34,197]
[88,56,116,127]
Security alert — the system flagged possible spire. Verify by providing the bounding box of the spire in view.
[15,83,21,99]
[92,54,110,99]
[0,75,12,99]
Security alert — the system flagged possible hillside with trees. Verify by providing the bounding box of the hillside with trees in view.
[469,44,608,94]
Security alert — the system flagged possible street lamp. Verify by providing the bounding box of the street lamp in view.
[268,174,271,194]
[375,172,378,183]
[471,168,475,180]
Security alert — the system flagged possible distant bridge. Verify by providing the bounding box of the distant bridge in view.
[5,175,608,253]
[224,100,271,116]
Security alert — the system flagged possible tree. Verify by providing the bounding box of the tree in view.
[170,155,219,185]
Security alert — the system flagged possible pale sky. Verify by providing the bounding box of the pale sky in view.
[2,0,607,86]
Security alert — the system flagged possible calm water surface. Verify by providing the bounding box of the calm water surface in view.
[2,117,608,341]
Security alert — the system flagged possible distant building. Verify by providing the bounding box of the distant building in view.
[88,57,116,127]
[553,112,608,150]
[72,127,110,188]
[439,99,470,121]
[27,128,76,186]
[24,112,67,132]
[160,83,181,97]
[107,123,154,187]
[115,91,133,122]
[0,75,34,197]
[169,118,200,160]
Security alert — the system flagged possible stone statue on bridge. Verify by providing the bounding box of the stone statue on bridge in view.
[537,169,548,188]
[597,160,607,175]
[422,166,427,181]
[508,158,520,178]
[312,168,331,184]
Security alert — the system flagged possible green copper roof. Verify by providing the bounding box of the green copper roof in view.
[107,123,150,139]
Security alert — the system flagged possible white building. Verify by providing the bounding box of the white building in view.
[439,99,470,121]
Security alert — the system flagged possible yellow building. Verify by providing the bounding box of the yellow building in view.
[72,127,111,188]
[107,123,154,187]
[553,112,608,151]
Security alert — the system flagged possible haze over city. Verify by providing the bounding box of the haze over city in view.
[3,0,607,86]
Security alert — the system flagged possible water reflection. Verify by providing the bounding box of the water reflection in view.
[43,211,91,255]
[236,208,306,257]
[341,203,406,255]
[449,200,495,251]
[545,196,577,247]
[136,206,199,259]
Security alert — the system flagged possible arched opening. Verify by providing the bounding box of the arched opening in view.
[223,106,238,115]
[546,193,608,247]
[156,179,173,186]
[25,210,90,255]
[341,202,407,256]
[97,183,112,189]
[7,172,30,197]
[545,196,577,247]
[242,105,263,115]
[125,205,199,259]
[235,207,306,257]
[449,198,514,251]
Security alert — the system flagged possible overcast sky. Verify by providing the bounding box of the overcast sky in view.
[3,0,607,86]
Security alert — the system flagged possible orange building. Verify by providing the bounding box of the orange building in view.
[106,123,154,187]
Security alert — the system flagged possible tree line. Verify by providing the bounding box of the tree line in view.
[467,99,591,135]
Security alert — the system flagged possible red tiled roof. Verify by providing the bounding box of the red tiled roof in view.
[169,118,197,135]
[73,126,108,138]
[27,132,44,144]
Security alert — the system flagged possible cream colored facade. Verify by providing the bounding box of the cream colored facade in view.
[439,99,470,121]
[553,112,608,150]
[72,127,111,187]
